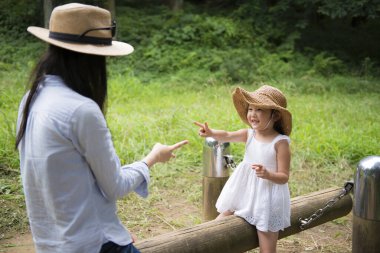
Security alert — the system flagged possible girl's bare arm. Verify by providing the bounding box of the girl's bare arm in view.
[253,139,290,184]
[194,121,248,143]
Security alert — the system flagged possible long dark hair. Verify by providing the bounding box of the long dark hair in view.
[272,110,285,135]
[15,45,107,148]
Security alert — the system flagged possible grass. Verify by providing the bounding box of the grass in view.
[106,74,379,240]
[0,65,380,241]
[0,61,380,243]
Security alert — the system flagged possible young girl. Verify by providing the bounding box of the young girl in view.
[194,85,292,253]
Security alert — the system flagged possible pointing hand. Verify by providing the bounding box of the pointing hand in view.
[194,121,213,137]
[143,140,189,167]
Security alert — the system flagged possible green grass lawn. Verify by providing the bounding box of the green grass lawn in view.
[0,65,379,242]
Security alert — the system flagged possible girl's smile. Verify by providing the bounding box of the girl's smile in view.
[247,105,273,132]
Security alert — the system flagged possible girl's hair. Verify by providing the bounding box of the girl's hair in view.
[15,45,107,148]
[272,110,285,135]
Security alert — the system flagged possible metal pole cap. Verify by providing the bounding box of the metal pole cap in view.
[203,137,230,177]
[354,155,380,220]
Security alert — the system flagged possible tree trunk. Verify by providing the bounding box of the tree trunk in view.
[171,0,183,12]
[44,0,53,28]
[106,0,116,38]
[107,0,116,20]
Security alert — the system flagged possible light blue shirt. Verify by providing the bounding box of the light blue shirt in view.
[17,75,150,253]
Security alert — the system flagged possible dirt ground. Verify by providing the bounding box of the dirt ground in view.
[0,215,352,253]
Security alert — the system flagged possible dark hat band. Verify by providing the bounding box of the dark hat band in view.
[49,31,112,45]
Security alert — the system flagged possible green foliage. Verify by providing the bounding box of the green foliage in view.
[0,0,42,36]
[113,6,272,81]
[316,0,380,19]
[112,3,380,84]
[114,5,256,78]
[308,52,346,77]
[2,2,380,84]
[359,57,380,77]
[228,0,380,68]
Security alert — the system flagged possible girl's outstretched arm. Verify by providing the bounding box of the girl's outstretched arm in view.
[194,121,247,143]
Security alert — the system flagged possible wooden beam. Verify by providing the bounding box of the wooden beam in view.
[135,187,352,253]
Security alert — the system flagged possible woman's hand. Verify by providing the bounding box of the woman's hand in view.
[194,121,213,137]
[143,140,188,168]
[131,233,138,243]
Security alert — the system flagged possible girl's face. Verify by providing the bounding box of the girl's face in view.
[246,105,273,132]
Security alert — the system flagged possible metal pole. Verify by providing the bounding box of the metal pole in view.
[202,138,230,221]
[352,155,380,253]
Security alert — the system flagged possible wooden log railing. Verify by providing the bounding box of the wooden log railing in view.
[134,186,352,253]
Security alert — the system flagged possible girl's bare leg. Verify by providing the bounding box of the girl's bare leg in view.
[257,230,279,253]
[215,210,234,220]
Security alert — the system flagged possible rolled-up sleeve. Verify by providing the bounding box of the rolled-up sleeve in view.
[121,162,150,198]
[71,101,149,200]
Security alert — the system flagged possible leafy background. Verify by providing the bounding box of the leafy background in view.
[0,0,379,252]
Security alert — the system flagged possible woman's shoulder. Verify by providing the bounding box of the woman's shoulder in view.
[72,100,103,119]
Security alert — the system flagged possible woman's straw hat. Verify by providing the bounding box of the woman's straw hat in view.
[27,3,133,56]
[232,85,292,135]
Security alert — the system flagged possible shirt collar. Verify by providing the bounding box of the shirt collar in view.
[42,75,65,87]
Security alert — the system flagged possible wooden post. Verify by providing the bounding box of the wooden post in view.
[134,187,352,253]
[202,177,228,221]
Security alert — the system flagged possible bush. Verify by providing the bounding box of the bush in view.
[0,0,42,37]
[308,52,347,77]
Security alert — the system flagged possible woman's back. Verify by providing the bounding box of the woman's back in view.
[18,75,130,253]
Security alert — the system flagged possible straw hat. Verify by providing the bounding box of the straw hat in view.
[27,3,133,56]
[232,85,292,135]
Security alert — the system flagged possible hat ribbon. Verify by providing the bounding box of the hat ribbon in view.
[48,21,116,45]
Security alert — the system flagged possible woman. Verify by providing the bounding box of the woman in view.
[15,3,187,253]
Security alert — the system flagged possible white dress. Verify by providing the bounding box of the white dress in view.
[216,128,291,232]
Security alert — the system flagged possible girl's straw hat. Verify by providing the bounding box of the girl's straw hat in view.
[27,3,133,56]
[232,85,292,135]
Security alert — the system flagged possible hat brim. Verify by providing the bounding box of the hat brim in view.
[28,26,134,56]
[232,87,292,136]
